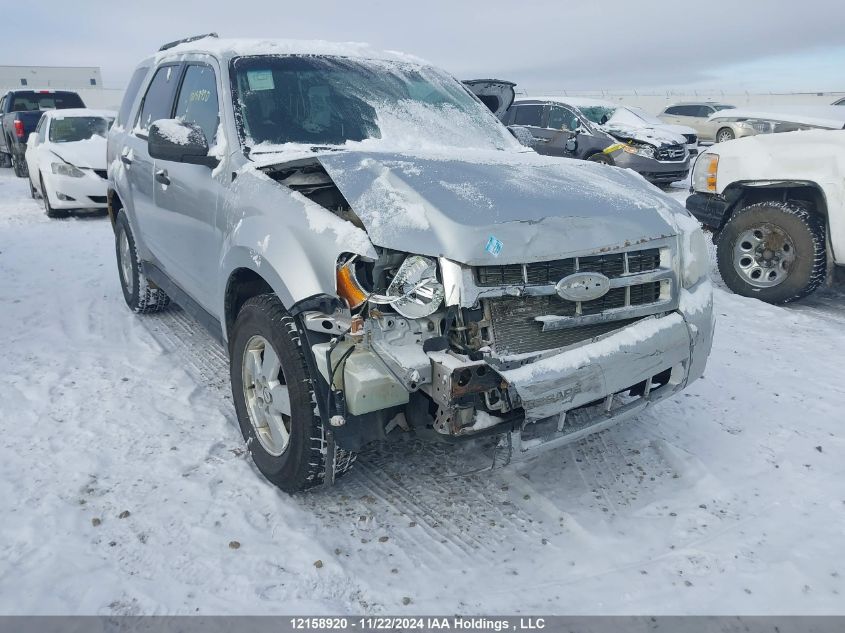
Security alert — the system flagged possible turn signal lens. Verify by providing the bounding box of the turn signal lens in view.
[692,153,719,193]
[336,263,367,309]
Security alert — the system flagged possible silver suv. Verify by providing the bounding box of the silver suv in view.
[107,35,714,492]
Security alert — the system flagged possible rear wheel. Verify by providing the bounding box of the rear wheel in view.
[229,294,355,493]
[41,174,68,219]
[0,151,11,168]
[716,201,826,303]
[11,151,26,178]
[114,212,170,313]
[716,127,735,143]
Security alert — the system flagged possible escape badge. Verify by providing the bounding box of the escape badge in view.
[485,235,503,257]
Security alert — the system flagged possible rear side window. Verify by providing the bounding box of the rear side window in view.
[117,66,150,128]
[173,64,220,145]
[697,105,715,117]
[136,64,181,135]
[664,106,681,115]
[512,104,544,127]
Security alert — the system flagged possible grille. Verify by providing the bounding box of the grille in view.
[486,283,661,355]
[476,248,660,287]
[93,169,107,180]
[655,145,686,161]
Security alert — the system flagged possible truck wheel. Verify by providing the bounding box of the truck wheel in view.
[717,201,826,303]
[229,294,355,493]
[588,152,614,165]
[716,127,735,143]
[114,212,170,313]
[11,152,25,178]
[0,151,11,168]
[41,174,68,219]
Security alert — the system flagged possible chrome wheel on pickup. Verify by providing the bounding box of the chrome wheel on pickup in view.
[717,201,826,303]
[733,224,795,288]
[241,334,292,456]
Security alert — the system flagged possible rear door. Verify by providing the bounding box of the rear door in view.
[152,61,225,311]
[507,103,549,150]
[124,63,183,267]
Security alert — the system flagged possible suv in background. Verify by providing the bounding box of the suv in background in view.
[0,89,86,177]
[504,98,690,184]
[659,102,736,142]
[107,35,713,493]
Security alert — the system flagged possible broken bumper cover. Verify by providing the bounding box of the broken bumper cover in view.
[437,280,715,453]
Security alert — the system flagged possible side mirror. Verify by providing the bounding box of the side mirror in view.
[27,132,38,146]
[508,125,536,147]
[148,119,219,168]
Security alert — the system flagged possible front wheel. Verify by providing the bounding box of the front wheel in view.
[114,212,170,313]
[716,201,826,303]
[229,294,354,493]
[41,174,68,219]
[716,127,735,143]
[587,152,614,165]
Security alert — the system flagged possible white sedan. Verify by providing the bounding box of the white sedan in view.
[25,108,115,218]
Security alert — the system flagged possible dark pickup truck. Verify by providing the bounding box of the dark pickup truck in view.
[0,89,85,177]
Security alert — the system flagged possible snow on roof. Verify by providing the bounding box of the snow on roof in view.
[41,108,116,119]
[708,106,845,129]
[157,37,428,65]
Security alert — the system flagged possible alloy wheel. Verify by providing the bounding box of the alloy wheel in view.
[241,335,292,456]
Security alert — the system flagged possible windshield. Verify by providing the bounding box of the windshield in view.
[576,105,616,126]
[230,55,518,154]
[625,106,662,125]
[49,116,113,143]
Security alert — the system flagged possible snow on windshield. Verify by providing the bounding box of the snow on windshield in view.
[231,55,519,155]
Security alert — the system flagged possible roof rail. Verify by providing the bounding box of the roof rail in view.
[159,33,218,52]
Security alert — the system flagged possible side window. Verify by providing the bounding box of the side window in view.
[698,105,715,117]
[512,104,544,127]
[548,105,578,131]
[118,66,150,128]
[135,64,181,135]
[664,106,680,116]
[173,64,220,145]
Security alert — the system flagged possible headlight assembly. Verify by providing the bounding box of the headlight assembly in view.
[622,144,655,159]
[51,162,85,178]
[682,226,710,288]
[692,153,719,193]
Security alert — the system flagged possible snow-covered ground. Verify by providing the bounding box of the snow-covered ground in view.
[0,168,843,615]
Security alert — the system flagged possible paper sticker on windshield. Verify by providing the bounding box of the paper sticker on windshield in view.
[485,236,503,257]
[247,70,275,91]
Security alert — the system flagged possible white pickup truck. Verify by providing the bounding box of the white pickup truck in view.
[687,130,844,303]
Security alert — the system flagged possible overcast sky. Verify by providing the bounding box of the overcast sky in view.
[8,0,845,94]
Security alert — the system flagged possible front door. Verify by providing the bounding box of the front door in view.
[152,62,226,312]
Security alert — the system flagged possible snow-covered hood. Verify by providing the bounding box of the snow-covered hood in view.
[601,122,687,147]
[316,150,681,266]
[49,135,107,170]
[658,123,697,138]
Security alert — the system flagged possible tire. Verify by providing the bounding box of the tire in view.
[0,151,11,169]
[114,211,170,313]
[11,151,25,178]
[229,294,355,493]
[716,201,826,303]
[588,152,614,165]
[41,174,69,219]
[716,127,735,143]
[28,175,39,199]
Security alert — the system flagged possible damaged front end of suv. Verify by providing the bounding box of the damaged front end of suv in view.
[239,147,714,464]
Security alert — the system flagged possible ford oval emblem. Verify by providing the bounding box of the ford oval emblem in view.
[556,272,611,302]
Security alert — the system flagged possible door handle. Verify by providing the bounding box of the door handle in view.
[155,169,170,186]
